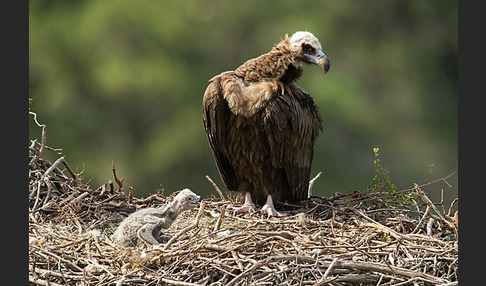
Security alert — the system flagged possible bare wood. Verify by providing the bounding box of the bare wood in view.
[112,161,124,193]
[42,156,65,179]
[343,260,440,282]
[52,236,89,249]
[29,125,46,168]
[159,277,202,286]
[231,251,244,272]
[108,180,114,194]
[201,243,231,252]
[31,246,84,272]
[214,205,226,231]
[402,172,456,191]
[411,205,430,234]
[31,181,43,211]
[226,259,268,286]
[65,191,90,207]
[308,171,322,198]
[29,276,65,286]
[205,175,225,200]
[413,184,457,238]
[132,193,166,204]
[447,197,458,217]
[61,158,78,180]
[323,257,338,278]
[334,273,380,284]
[426,218,436,236]
[128,186,133,204]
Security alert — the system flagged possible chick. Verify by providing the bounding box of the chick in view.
[112,188,202,247]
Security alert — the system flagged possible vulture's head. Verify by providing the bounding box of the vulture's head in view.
[170,188,202,213]
[290,31,330,74]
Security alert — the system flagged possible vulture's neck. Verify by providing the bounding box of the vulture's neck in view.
[279,63,303,85]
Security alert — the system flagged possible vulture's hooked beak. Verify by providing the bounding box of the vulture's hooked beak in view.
[305,50,330,74]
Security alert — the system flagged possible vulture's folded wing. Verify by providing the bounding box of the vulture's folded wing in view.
[263,84,323,201]
[202,81,238,191]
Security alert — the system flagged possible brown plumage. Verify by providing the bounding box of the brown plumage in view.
[202,31,330,217]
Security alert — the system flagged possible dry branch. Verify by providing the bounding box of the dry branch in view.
[308,171,322,198]
[205,175,225,200]
[414,183,458,239]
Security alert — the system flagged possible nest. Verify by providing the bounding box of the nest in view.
[29,112,458,286]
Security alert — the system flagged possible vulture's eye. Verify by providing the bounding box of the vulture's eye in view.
[302,43,313,52]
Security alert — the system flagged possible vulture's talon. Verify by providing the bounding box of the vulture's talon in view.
[250,210,261,217]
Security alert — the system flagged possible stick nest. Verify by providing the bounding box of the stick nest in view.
[29,114,458,286]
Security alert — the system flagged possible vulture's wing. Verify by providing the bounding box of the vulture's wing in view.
[202,80,238,191]
[263,84,323,200]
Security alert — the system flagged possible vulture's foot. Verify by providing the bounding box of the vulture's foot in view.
[258,195,285,218]
[231,202,256,215]
[261,203,284,218]
[231,192,256,215]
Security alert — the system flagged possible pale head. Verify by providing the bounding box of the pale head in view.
[289,31,330,73]
[171,188,202,213]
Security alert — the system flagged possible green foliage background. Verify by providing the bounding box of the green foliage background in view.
[29,0,457,202]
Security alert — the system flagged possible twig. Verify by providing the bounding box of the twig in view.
[205,175,225,200]
[132,193,166,204]
[29,276,65,286]
[413,184,457,238]
[159,277,202,286]
[31,181,43,211]
[128,186,134,204]
[115,276,126,286]
[434,189,446,215]
[65,191,90,207]
[52,237,89,249]
[42,156,65,179]
[403,172,456,191]
[226,259,269,286]
[323,257,338,278]
[61,158,78,180]
[447,198,458,217]
[108,180,114,194]
[411,205,430,234]
[214,205,226,231]
[308,171,322,198]
[426,218,436,236]
[112,161,124,193]
[29,124,46,168]
[29,111,46,167]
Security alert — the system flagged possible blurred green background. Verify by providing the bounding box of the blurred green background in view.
[29,0,458,204]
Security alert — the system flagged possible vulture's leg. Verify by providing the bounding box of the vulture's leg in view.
[261,195,283,218]
[232,192,256,214]
[137,224,161,247]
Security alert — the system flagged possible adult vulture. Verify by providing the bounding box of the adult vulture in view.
[202,31,330,217]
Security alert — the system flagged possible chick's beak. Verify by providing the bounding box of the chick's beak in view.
[305,50,330,74]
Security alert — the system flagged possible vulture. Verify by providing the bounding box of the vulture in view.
[202,31,329,217]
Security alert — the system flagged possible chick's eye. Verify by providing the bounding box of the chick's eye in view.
[187,196,193,201]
